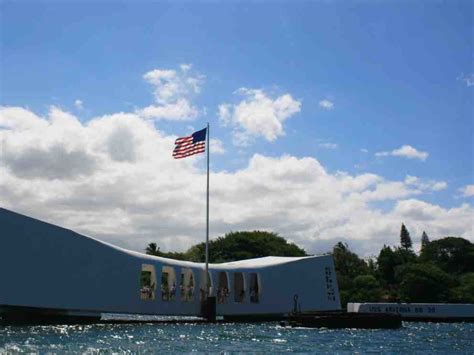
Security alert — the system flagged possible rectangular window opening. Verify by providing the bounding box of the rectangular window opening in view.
[180,268,195,302]
[249,273,260,303]
[161,266,177,301]
[217,272,230,304]
[234,272,246,303]
[140,264,157,301]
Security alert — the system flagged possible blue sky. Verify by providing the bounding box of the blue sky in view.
[1,1,472,254]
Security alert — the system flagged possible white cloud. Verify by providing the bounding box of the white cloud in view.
[356,181,419,202]
[393,200,472,230]
[74,99,83,110]
[210,138,225,155]
[404,175,447,192]
[319,99,334,110]
[218,88,301,145]
[180,63,192,72]
[1,106,472,257]
[0,106,49,130]
[218,104,232,126]
[318,142,338,149]
[360,148,368,153]
[431,182,448,191]
[136,64,204,121]
[375,145,429,161]
[458,73,474,87]
[459,184,474,197]
[139,99,199,121]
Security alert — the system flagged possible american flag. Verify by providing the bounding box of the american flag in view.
[173,128,207,159]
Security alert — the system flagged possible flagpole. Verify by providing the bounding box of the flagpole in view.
[205,122,210,297]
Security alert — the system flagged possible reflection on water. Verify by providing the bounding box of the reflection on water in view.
[0,319,473,353]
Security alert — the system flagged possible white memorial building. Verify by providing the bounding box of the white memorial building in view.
[0,208,341,320]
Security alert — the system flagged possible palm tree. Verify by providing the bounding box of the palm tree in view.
[145,242,161,256]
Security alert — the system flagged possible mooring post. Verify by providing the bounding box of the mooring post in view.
[201,296,216,322]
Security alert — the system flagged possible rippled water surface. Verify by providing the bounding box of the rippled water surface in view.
[1,321,473,353]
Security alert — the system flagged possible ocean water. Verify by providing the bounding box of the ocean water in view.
[0,320,473,353]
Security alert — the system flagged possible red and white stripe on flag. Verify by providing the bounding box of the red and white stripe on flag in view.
[173,134,206,159]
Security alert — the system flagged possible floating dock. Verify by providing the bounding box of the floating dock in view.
[282,311,402,329]
[348,303,474,322]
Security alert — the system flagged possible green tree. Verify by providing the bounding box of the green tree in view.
[350,275,383,302]
[394,246,417,264]
[376,245,400,285]
[400,223,412,250]
[184,243,206,262]
[450,273,474,303]
[184,231,307,263]
[420,237,474,274]
[332,242,372,307]
[376,244,416,300]
[421,231,430,251]
[395,263,454,302]
[332,242,370,277]
[145,242,186,260]
[367,257,377,274]
[145,242,161,256]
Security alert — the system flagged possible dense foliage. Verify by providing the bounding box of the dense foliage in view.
[145,231,307,262]
[333,230,474,307]
[145,228,473,307]
[419,237,474,274]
